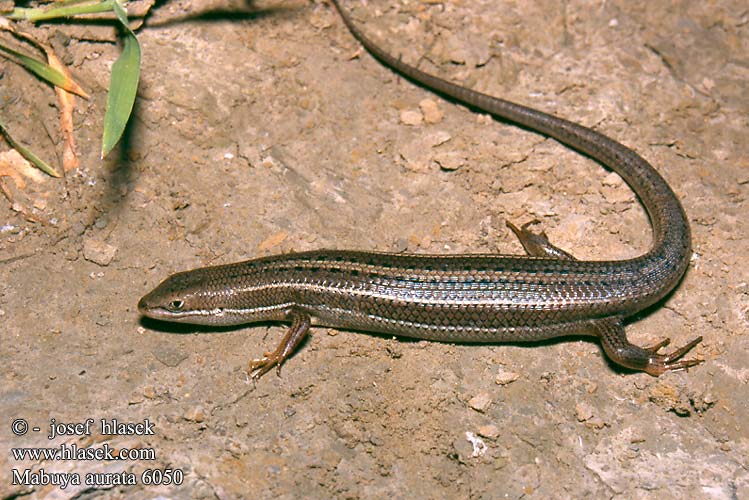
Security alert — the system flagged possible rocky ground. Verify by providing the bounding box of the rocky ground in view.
[1,0,747,498]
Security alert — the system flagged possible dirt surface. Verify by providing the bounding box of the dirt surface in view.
[2,0,748,498]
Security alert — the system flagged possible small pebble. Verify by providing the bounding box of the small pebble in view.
[184,406,206,423]
[603,172,624,187]
[82,238,117,266]
[477,424,500,439]
[400,109,423,126]
[468,392,492,412]
[575,402,595,422]
[434,151,466,171]
[427,130,452,147]
[495,368,520,385]
[420,99,444,123]
[586,416,606,429]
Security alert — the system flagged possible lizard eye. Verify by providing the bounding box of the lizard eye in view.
[168,300,184,311]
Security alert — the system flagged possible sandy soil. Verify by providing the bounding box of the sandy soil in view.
[2,0,747,498]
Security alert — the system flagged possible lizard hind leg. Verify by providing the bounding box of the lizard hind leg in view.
[593,317,703,376]
[506,220,577,260]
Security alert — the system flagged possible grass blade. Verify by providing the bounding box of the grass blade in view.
[0,118,61,177]
[100,0,141,158]
[0,42,88,98]
[8,0,114,22]
[110,0,131,27]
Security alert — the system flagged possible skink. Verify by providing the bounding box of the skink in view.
[138,0,702,379]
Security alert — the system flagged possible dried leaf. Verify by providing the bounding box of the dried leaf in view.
[46,50,80,172]
[0,149,47,219]
[0,149,46,189]
[257,231,289,252]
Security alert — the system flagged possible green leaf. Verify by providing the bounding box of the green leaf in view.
[110,0,130,27]
[0,42,88,97]
[8,0,115,22]
[0,118,62,177]
[101,1,141,158]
